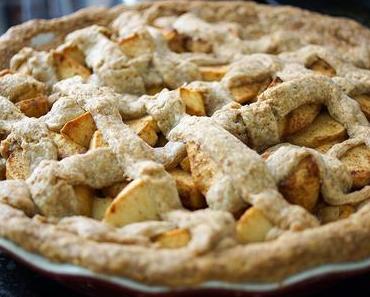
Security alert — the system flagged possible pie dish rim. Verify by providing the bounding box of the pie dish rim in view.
[1,236,370,295]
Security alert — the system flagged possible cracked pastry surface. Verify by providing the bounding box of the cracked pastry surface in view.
[0,0,370,287]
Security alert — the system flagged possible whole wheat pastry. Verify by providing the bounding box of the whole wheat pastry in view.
[0,0,370,287]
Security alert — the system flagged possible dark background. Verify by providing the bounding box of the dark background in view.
[1,0,370,296]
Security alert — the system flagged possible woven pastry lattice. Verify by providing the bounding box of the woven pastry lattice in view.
[0,1,369,286]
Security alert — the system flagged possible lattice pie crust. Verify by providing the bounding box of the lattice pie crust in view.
[0,1,369,286]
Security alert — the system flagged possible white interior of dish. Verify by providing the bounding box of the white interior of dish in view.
[30,32,56,47]
[1,237,369,293]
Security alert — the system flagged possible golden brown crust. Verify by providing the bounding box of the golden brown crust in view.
[1,202,370,285]
[0,7,125,69]
[0,0,370,289]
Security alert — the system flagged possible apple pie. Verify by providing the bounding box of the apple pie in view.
[0,0,370,287]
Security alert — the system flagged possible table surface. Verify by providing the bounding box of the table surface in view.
[1,1,370,297]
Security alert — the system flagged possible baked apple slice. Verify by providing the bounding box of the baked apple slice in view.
[236,207,273,243]
[154,228,191,248]
[286,112,347,148]
[307,57,336,77]
[104,174,181,227]
[101,182,129,198]
[49,131,86,159]
[278,155,321,212]
[125,115,160,147]
[89,130,108,150]
[15,95,49,118]
[340,144,370,189]
[279,104,321,137]
[317,204,354,224]
[53,52,91,80]
[199,65,228,82]
[169,168,207,210]
[61,112,97,148]
[230,78,271,105]
[73,185,94,217]
[92,197,114,220]
[186,141,217,196]
[179,87,206,116]
[353,94,370,120]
